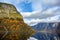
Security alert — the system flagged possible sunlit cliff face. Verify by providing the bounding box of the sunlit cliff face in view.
[0,3,23,19]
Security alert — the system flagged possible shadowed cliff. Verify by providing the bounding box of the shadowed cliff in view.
[56,22,60,39]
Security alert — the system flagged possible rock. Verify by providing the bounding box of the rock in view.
[0,2,23,21]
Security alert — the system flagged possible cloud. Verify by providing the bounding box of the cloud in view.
[41,0,60,6]
[22,7,60,19]
[1,0,60,12]
[31,0,42,11]
[0,0,25,4]
[24,15,60,26]
[21,7,60,26]
[3,0,13,4]
[30,0,60,12]
[0,0,60,12]
[1,0,33,4]
[24,18,41,26]
[0,0,60,26]
[21,11,39,17]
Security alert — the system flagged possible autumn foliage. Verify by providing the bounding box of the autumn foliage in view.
[0,3,35,40]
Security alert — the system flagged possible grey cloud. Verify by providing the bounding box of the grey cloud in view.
[24,7,60,19]
[41,0,60,6]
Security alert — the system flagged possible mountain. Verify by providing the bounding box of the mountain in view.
[30,22,58,31]
[0,2,23,21]
[30,22,60,40]
[0,2,35,40]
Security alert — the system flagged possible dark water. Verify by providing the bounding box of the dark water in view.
[31,32,59,40]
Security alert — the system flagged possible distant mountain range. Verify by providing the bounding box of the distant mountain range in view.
[30,22,60,40]
[30,22,58,31]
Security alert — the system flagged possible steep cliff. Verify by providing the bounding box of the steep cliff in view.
[0,3,35,40]
[0,3,23,21]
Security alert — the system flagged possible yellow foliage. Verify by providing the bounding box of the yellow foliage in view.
[0,3,36,40]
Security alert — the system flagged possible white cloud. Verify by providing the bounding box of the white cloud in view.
[1,0,24,4]
[24,0,60,11]
[13,0,32,4]
[22,7,60,19]
[21,11,39,17]
[21,12,32,17]
[21,7,60,26]
[24,15,60,26]
[1,0,33,4]
[46,15,60,22]
[3,0,13,4]
[24,18,41,26]
[41,0,60,6]
[31,0,42,11]
[1,0,60,12]
[30,0,60,12]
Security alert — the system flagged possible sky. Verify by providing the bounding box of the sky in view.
[0,0,60,26]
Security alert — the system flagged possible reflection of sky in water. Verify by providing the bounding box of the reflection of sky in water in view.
[28,37,38,40]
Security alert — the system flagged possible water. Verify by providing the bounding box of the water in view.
[30,32,59,40]
[29,22,60,40]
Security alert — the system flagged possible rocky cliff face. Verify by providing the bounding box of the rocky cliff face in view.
[0,3,23,21]
[0,3,35,40]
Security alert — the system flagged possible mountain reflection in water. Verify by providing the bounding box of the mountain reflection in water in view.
[31,32,59,40]
[30,22,60,40]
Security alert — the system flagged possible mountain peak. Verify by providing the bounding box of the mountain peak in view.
[0,2,23,21]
